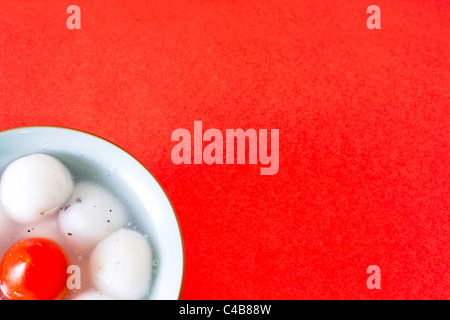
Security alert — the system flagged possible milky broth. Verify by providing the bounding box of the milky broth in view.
[0,152,158,300]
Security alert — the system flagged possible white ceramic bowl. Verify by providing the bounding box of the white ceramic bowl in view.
[0,126,184,299]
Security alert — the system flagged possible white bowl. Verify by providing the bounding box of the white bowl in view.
[0,126,184,299]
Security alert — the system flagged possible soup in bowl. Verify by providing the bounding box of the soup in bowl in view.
[0,126,184,300]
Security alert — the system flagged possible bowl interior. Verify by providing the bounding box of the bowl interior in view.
[0,126,184,299]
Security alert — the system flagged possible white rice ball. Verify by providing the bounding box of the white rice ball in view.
[58,181,128,249]
[0,154,73,223]
[89,228,152,300]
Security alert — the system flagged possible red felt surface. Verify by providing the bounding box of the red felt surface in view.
[0,0,449,299]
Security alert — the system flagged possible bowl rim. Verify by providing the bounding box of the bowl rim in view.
[0,125,185,300]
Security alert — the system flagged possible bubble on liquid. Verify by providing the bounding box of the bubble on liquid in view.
[152,258,159,267]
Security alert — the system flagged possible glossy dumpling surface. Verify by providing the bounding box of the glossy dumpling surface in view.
[89,228,152,300]
[58,181,127,248]
[0,154,73,223]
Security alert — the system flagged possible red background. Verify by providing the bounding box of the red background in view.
[0,0,449,299]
